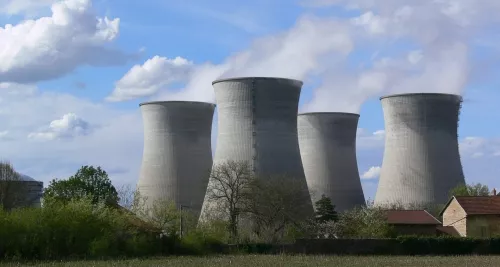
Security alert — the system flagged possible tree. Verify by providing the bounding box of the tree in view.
[245,175,313,243]
[449,183,490,198]
[204,160,254,241]
[0,161,28,211]
[314,195,338,223]
[44,165,119,206]
[335,203,393,238]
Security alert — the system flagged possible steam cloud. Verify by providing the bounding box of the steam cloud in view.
[109,0,500,113]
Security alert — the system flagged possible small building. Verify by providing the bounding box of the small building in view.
[440,195,500,238]
[385,210,442,236]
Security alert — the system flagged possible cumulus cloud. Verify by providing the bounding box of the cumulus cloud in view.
[108,15,353,102]
[0,83,143,187]
[0,0,132,83]
[356,128,385,149]
[459,136,500,158]
[110,0,500,113]
[361,166,381,179]
[0,0,56,15]
[28,113,92,141]
[107,56,195,102]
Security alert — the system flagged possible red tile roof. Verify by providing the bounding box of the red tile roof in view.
[454,196,500,215]
[384,210,441,225]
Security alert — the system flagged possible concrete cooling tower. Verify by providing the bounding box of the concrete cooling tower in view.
[200,77,313,220]
[375,93,466,208]
[298,112,365,212]
[138,101,215,216]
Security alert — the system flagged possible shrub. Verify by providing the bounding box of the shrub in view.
[0,198,174,260]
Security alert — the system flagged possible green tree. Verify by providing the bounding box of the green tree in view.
[314,195,338,223]
[44,165,118,205]
[449,183,490,197]
[335,203,393,238]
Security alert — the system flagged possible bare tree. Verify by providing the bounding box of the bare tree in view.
[245,175,313,243]
[204,160,254,241]
[0,161,28,211]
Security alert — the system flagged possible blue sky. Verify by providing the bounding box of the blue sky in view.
[0,0,499,201]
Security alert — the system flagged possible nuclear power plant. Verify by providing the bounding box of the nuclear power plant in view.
[137,101,215,216]
[199,77,314,220]
[298,112,365,212]
[375,93,466,207]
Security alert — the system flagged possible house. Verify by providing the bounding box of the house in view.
[384,210,442,236]
[440,195,500,238]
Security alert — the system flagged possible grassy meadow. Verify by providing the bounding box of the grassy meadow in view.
[1,255,499,267]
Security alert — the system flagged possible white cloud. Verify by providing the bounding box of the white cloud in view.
[459,136,500,158]
[356,128,385,149]
[0,83,143,188]
[106,56,194,102]
[0,0,131,83]
[28,113,92,141]
[0,0,56,15]
[109,15,353,103]
[361,166,381,179]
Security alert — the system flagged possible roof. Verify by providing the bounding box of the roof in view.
[384,210,442,225]
[442,196,500,215]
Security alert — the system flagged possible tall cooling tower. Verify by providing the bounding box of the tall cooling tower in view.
[375,93,466,208]
[298,112,365,212]
[138,101,215,215]
[200,77,313,220]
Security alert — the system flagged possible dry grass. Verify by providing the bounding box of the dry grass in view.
[1,255,500,267]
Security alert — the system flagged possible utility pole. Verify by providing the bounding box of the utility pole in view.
[179,205,190,239]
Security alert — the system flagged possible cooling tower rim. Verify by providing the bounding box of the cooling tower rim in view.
[380,92,463,100]
[212,76,303,86]
[298,112,360,117]
[139,100,216,107]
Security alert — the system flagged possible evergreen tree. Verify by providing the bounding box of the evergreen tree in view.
[314,195,338,223]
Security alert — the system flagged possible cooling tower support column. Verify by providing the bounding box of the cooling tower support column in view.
[138,101,215,216]
[375,93,466,208]
[298,112,365,212]
[200,77,313,221]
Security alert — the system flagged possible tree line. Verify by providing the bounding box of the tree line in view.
[0,159,494,260]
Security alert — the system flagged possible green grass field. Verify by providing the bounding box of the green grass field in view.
[1,255,499,267]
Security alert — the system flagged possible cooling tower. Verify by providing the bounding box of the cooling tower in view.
[298,112,365,212]
[200,77,313,220]
[6,174,43,208]
[138,101,215,216]
[375,93,466,208]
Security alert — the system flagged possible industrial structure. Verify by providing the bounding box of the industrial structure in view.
[298,112,365,212]
[19,174,43,208]
[200,77,313,220]
[375,93,465,208]
[138,101,215,216]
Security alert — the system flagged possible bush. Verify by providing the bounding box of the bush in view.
[0,198,175,260]
[395,236,500,255]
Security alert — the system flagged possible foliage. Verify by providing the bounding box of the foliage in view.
[449,183,490,198]
[244,176,312,243]
[204,160,254,241]
[395,236,500,255]
[0,161,29,211]
[44,166,119,206]
[0,197,174,260]
[314,195,338,223]
[335,205,394,238]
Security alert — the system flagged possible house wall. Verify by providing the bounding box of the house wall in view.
[442,198,467,237]
[392,224,438,236]
[466,215,500,238]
